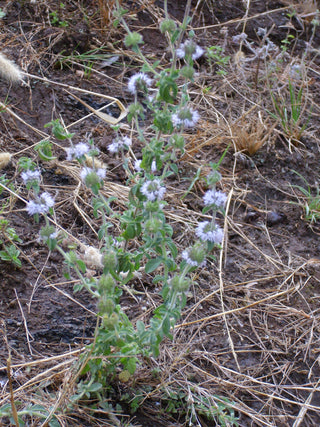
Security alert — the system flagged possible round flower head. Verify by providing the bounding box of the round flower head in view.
[172,107,200,129]
[26,192,55,216]
[203,190,227,209]
[176,40,204,61]
[128,72,152,95]
[195,221,224,244]
[182,243,206,268]
[80,167,106,182]
[108,136,132,154]
[140,179,166,201]
[21,169,41,185]
[96,168,107,179]
[40,225,58,242]
[66,142,90,161]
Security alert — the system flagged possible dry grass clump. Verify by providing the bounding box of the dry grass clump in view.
[230,114,276,156]
[0,152,11,169]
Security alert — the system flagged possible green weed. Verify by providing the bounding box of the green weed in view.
[291,170,320,223]
[270,79,311,144]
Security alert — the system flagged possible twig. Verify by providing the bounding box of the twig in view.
[1,320,19,427]
[14,289,34,355]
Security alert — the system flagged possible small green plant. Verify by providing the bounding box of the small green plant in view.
[206,45,230,75]
[270,79,310,144]
[0,401,61,427]
[0,212,22,268]
[291,170,320,223]
[0,241,21,267]
[159,387,238,426]
[280,33,295,54]
[49,3,68,28]
[121,385,239,426]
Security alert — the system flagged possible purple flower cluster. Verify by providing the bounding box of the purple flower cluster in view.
[141,179,166,201]
[66,142,90,161]
[196,221,224,244]
[26,192,55,215]
[108,136,132,154]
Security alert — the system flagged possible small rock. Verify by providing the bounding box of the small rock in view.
[266,211,287,226]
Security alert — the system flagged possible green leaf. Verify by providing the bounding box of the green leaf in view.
[87,382,103,393]
[122,223,137,240]
[76,259,87,273]
[158,73,178,103]
[126,357,137,375]
[34,140,56,161]
[44,119,74,140]
[145,257,163,273]
[169,163,179,175]
[167,240,178,258]
[164,258,176,271]
[162,316,171,336]
[136,320,145,334]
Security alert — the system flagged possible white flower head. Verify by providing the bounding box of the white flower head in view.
[80,167,106,182]
[66,142,90,161]
[134,159,142,172]
[151,160,157,173]
[26,192,55,216]
[203,190,227,209]
[108,136,132,154]
[80,167,92,181]
[182,248,206,268]
[96,168,106,179]
[172,107,200,129]
[141,179,166,201]
[41,192,55,208]
[21,169,41,185]
[128,72,152,94]
[195,221,224,244]
[176,40,204,60]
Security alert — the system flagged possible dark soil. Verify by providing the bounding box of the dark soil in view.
[1,1,320,426]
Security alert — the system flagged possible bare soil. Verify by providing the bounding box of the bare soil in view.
[1,1,320,426]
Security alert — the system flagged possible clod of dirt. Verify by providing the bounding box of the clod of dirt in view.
[266,211,287,226]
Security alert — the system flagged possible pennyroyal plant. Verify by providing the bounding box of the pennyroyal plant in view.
[20,1,229,419]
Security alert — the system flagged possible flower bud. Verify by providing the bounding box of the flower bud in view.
[180,66,195,81]
[144,201,161,213]
[145,217,162,234]
[170,135,185,150]
[98,274,115,293]
[125,32,143,48]
[102,249,118,272]
[170,276,191,292]
[98,297,115,315]
[103,313,119,330]
[160,19,177,34]
[189,242,206,265]
[207,170,222,186]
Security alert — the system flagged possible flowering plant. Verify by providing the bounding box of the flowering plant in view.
[20,0,228,392]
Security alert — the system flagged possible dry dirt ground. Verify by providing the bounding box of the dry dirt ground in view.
[1,0,320,426]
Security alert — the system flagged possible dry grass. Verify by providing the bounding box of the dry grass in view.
[0,0,320,426]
